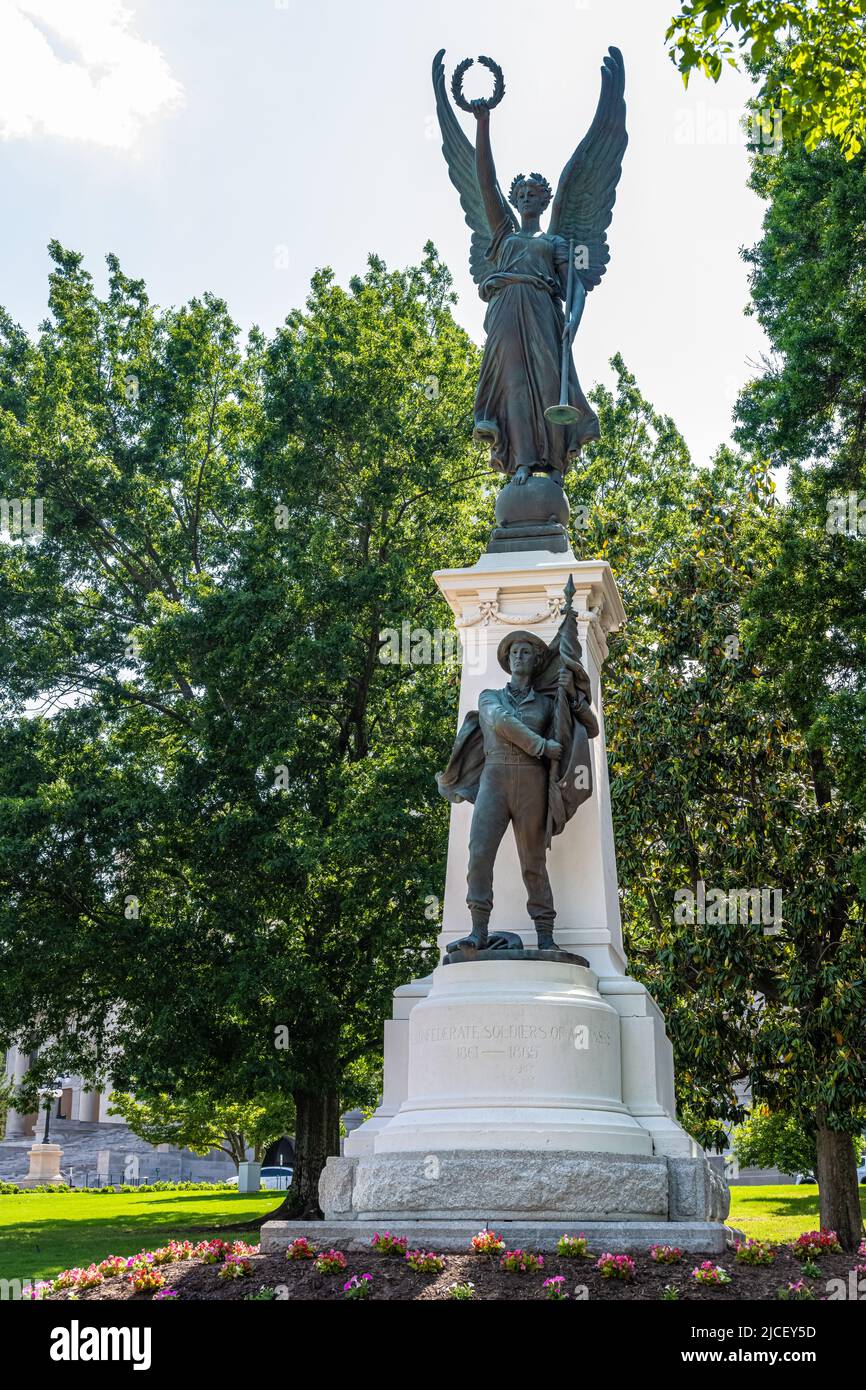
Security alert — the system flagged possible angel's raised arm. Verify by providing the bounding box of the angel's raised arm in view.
[472,108,508,236]
[431,51,516,291]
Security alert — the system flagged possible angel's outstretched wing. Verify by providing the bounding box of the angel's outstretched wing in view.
[549,46,627,293]
[432,49,516,291]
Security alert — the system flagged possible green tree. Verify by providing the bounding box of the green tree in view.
[732,1107,817,1177]
[731,1104,865,1176]
[666,1,866,159]
[0,242,486,1216]
[108,1091,296,1168]
[604,446,865,1248]
[730,133,866,1245]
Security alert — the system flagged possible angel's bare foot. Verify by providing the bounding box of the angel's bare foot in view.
[514,465,532,486]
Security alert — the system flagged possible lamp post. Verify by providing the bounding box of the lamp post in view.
[38,1083,62,1145]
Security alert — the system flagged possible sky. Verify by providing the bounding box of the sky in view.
[0,0,771,468]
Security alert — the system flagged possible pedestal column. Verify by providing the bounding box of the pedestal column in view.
[434,552,626,976]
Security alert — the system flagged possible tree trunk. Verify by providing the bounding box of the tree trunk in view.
[815,1113,864,1252]
[267,1089,340,1221]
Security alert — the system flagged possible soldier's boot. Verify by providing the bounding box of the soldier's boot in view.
[467,908,490,950]
[535,921,557,951]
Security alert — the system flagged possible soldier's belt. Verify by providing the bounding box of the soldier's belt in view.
[484,748,543,765]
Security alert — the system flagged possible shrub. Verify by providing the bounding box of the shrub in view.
[314,1249,347,1274]
[128,1268,165,1295]
[543,1275,567,1300]
[405,1249,445,1274]
[471,1229,505,1255]
[500,1249,544,1274]
[777,1280,815,1301]
[692,1262,731,1286]
[0,1179,239,1196]
[557,1233,590,1258]
[195,1239,230,1264]
[790,1229,841,1258]
[370,1231,407,1256]
[734,1239,776,1266]
[285,1237,317,1261]
[649,1244,683,1264]
[596,1253,635,1282]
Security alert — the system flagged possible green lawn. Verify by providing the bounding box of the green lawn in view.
[728,1183,866,1242]
[0,1190,284,1284]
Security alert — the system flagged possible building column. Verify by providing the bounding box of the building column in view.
[98,1088,124,1124]
[78,1090,101,1123]
[3,1047,32,1138]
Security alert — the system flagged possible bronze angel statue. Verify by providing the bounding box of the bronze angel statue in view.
[432,48,627,486]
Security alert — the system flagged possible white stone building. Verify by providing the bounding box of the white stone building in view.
[1,1046,236,1184]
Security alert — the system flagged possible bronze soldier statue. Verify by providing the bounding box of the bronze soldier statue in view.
[437,580,599,954]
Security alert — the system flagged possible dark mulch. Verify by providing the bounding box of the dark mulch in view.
[42,1246,861,1301]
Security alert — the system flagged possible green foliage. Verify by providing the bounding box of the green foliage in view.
[0,240,487,1200]
[0,1179,238,1195]
[732,1106,818,1175]
[666,1,866,159]
[569,341,864,1182]
[108,1091,296,1166]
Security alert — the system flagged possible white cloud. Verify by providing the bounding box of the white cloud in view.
[0,0,183,149]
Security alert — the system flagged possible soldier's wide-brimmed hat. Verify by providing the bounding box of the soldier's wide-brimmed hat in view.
[496,629,550,672]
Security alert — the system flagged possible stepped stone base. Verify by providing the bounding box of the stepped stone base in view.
[316,1148,730,1226]
[17,1143,65,1187]
[261,1219,737,1256]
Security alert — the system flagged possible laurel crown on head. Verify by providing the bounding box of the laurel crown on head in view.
[508,172,553,210]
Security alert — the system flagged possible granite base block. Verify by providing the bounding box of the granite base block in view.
[260,1218,736,1255]
[318,1149,730,1226]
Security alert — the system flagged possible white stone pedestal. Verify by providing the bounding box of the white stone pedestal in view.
[237,1161,262,1194]
[377,959,651,1156]
[343,551,699,1165]
[18,1143,65,1187]
[314,956,729,1234]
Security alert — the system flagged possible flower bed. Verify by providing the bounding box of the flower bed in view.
[33,1230,861,1301]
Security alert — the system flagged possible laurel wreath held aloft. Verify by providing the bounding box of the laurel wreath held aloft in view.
[451,55,505,113]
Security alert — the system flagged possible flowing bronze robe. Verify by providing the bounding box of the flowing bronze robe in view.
[473,223,599,476]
